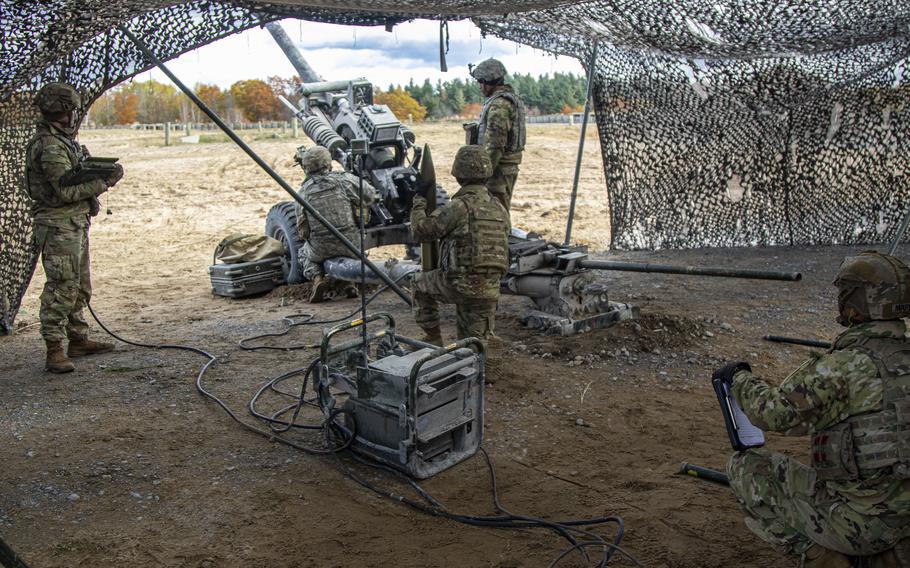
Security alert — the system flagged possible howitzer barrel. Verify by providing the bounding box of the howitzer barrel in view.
[577,260,802,282]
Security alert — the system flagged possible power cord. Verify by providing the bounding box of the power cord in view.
[86,295,640,567]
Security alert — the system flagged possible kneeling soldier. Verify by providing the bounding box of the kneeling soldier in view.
[409,145,509,346]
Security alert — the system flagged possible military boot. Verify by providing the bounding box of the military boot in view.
[309,275,333,303]
[803,544,852,568]
[45,340,75,374]
[420,326,443,347]
[67,336,115,358]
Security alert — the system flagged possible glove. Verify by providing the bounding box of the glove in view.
[88,196,101,217]
[712,361,751,386]
[412,195,428,209]
[414,183,431,199]
[106,163,124,187]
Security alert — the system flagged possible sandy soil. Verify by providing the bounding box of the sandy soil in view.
[0,123,868,567]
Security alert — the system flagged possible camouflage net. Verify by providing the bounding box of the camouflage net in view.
[1,0,909,331]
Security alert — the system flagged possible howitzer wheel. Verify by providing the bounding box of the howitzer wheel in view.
[265,201,304,284]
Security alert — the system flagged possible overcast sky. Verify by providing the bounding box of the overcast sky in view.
[142,19,585,89]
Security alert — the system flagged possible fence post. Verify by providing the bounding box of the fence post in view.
[165,122,171,146]
[292,117,299,138]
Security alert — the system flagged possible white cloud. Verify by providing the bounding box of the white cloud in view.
[142,19,584,89]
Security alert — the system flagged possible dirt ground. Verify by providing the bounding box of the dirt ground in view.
[0,123,871,567]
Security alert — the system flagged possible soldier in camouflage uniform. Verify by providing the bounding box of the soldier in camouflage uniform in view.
[717,251,910,567]
[295,146,378,303]
[410,145,509,346]
[470,58,526,213]
[26,83,124,374]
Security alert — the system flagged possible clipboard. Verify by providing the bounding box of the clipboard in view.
[712,378,765,451]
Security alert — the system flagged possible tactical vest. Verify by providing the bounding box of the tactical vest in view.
[812,335,910,482]
[301,172,357,243]
[440,187,509,291]
[25,126,83,207]
[478,90,526,154]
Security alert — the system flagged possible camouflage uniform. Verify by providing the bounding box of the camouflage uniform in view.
[295,171,377,280]
[478,85,526,212]
[727,318,910,558]
[410,182,509,342]
[26,119,108,343]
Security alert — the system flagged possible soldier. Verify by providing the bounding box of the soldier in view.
[26,82,124,373]
[295,146,378,303]
[717,251,910,567]
[410,145,509,346]
[470,58,526,213]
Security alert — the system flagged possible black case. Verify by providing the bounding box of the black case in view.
[209,257,287,298]
[713,378,766,452]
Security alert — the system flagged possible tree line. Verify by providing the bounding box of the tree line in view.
[88,72,588,126]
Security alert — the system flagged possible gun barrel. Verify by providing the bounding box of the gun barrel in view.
[763,335,831,349]
[300,80,367,96]
[577,259,801,282]
[265,23,321,82]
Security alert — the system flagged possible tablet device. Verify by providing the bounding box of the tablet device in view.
[713,378,765,451]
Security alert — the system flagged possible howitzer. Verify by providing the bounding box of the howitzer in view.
[265,33,443,284]
[60,156,119,187]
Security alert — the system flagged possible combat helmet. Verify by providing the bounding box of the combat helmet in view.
[834,251,910,325]
[34,82,81,114]
[302,146,332,174]
[470,59,507,84]
[451,145,493,181]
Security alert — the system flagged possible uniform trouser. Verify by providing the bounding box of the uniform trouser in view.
[299,240,356,281]
[412,269,497,341]
[727,449,909,557]
[35,218,92,343]
[487,165,519,213]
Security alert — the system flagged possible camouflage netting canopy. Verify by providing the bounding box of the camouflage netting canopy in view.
[1,0,909,331]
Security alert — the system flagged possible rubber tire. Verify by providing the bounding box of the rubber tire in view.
[265,201,305,284]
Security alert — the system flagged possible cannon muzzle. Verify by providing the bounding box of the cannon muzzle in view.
[577,259,802,282]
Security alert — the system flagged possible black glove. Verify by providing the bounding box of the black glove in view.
[712,361,751,385]
[106,163,124,187]
[414,183,431,199]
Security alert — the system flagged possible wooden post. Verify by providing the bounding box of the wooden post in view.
[165,122,171,146]
[292,117,299,138]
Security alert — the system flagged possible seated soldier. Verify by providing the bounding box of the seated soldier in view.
[409,145,509,346]
[295,146,377,303]
[716,251,910,567]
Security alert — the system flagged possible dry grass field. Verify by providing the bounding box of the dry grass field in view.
[0,122,870,567]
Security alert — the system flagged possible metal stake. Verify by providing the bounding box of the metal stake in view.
[564,41,599,246]
[119,26,412,306]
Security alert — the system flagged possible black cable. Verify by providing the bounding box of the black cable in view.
[88,301,638,566]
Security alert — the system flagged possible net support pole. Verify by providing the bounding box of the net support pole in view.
[564,41,599,246]
[888,204,910,256]
[119,26,412,306]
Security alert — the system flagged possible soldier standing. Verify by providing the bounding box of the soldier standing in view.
[410,145,509,346]
[470,58,526,213]
[295,146,378,303]
[717,251,910,567]
[26,83,123,373]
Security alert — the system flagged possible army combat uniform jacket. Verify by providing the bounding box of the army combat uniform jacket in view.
[295,171,377,280]
[727,320,910,557]
[409,184,509,341]
[478,85,526,212]
[25,120,109,343]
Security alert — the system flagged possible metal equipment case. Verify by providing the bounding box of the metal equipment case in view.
[209,257,287,298]
[320,314,484,479]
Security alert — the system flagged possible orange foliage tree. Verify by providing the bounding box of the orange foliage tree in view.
[229,79,282,122]
[112,89,139,124]
[461,102,482,118]
[374,88,427,122]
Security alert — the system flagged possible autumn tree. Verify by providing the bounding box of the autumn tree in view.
[112,88,139,124]
[230,79,282,122]
[374,88,427,122]
[195,83,228,122]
